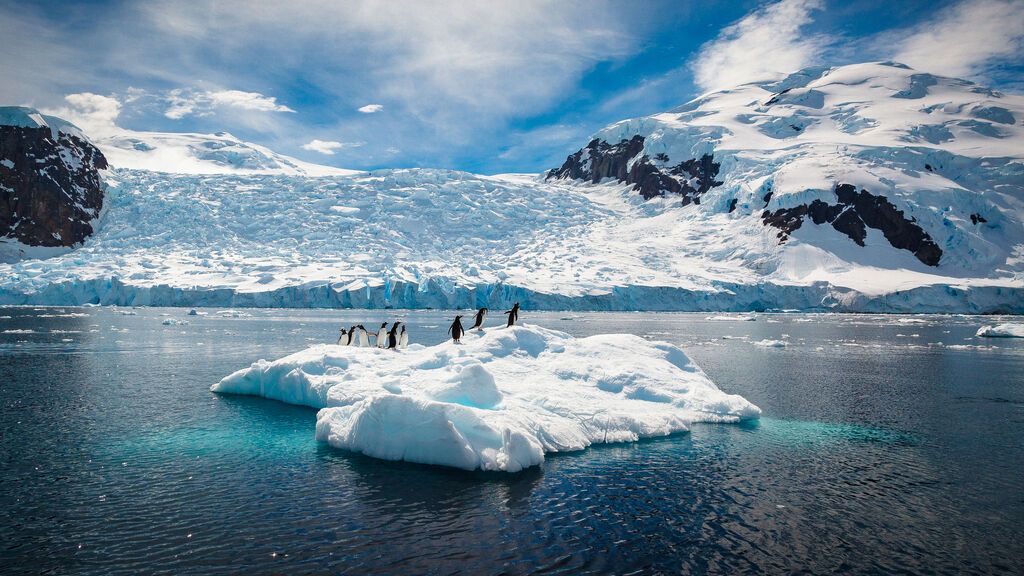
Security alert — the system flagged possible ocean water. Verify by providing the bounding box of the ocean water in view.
[1,307,1023,575]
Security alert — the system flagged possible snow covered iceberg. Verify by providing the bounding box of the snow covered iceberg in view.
[212,324,760,472]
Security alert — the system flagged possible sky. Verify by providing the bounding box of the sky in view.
[2,0,1022,174]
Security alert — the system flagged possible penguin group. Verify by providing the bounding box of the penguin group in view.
[448,302,521,344]
[334,302,522,349]
[338,321,408,350]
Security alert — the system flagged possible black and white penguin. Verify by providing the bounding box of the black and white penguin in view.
[387,322,401,349]
[448,315,465,344]
[504,302,520,327]
[375,322,389,349]
[470,307,488,331]
[399,325,409,349]
[346,325,357,346]
[356,324,371,347]
[338,327,349,345]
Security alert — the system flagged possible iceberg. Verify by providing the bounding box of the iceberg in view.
[212,324,760,472]
[976,323,1024,338]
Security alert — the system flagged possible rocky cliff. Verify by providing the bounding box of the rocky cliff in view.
[1,107,107,249]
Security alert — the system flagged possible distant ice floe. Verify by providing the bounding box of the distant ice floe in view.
[754,339,788,348]
[212,324,760,472]
[161,318,190,326]
[706,315,757,321]
[976,324,1024,338]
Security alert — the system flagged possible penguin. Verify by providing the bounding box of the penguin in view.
[399,324,409,349]
[338,327,349,345]
[376,322,389,348]
[356,324,371,347]
[346,325,357,346]
[504,302,520,327]
[470,307,488,331]
[387,322,401,349]
[448,315,465,344]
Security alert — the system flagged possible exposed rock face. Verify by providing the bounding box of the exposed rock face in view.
[0,108,107,248]
[547,136,722,205]
[762,184,943,266]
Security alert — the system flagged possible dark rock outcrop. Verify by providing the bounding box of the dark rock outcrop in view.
[1,110,106,248]
[547,136,722,205]
[762,184,942,266]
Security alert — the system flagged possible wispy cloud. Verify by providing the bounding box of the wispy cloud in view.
[689,0,825,93]
[892,0,1024,79]
[164,89,294,120]
[130,0,638,142]
[301,139,363,155]
[357,104,384,114]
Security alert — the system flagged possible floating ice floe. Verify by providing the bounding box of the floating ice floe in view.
[161,318,190,326]
[976,324,1024,338]
[212,324,760,472]
[754,339,788,348]
[706,315,757,322]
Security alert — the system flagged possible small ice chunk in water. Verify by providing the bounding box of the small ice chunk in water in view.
[976,323,1024,338]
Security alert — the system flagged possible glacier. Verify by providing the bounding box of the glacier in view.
[0,166,1019,312]
[211,324,760,472]
[2,62,1023,313]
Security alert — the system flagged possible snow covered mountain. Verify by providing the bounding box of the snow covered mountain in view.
[95,129,359,176]
[0,107,107,258]
[548,62,1024,275]
[0,62,1021,312]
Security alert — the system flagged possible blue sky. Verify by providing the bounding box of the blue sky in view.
[2,0,1022,173]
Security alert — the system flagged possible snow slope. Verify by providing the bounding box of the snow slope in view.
[212,324,760,471]
[95,129,358,176]
[1,62,1022,312]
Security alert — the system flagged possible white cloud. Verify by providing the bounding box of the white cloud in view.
[690,0,825,93]
[208,90,295,113]
[42,93,122,137]
[301,139,363,155]
[357,104,384,113]
[163,88,294,119]
[892,0,1024,78]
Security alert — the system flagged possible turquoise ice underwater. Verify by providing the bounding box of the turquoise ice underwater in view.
[2,307,1023,574]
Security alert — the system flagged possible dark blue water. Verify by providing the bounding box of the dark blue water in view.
[2,308,1023,575]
